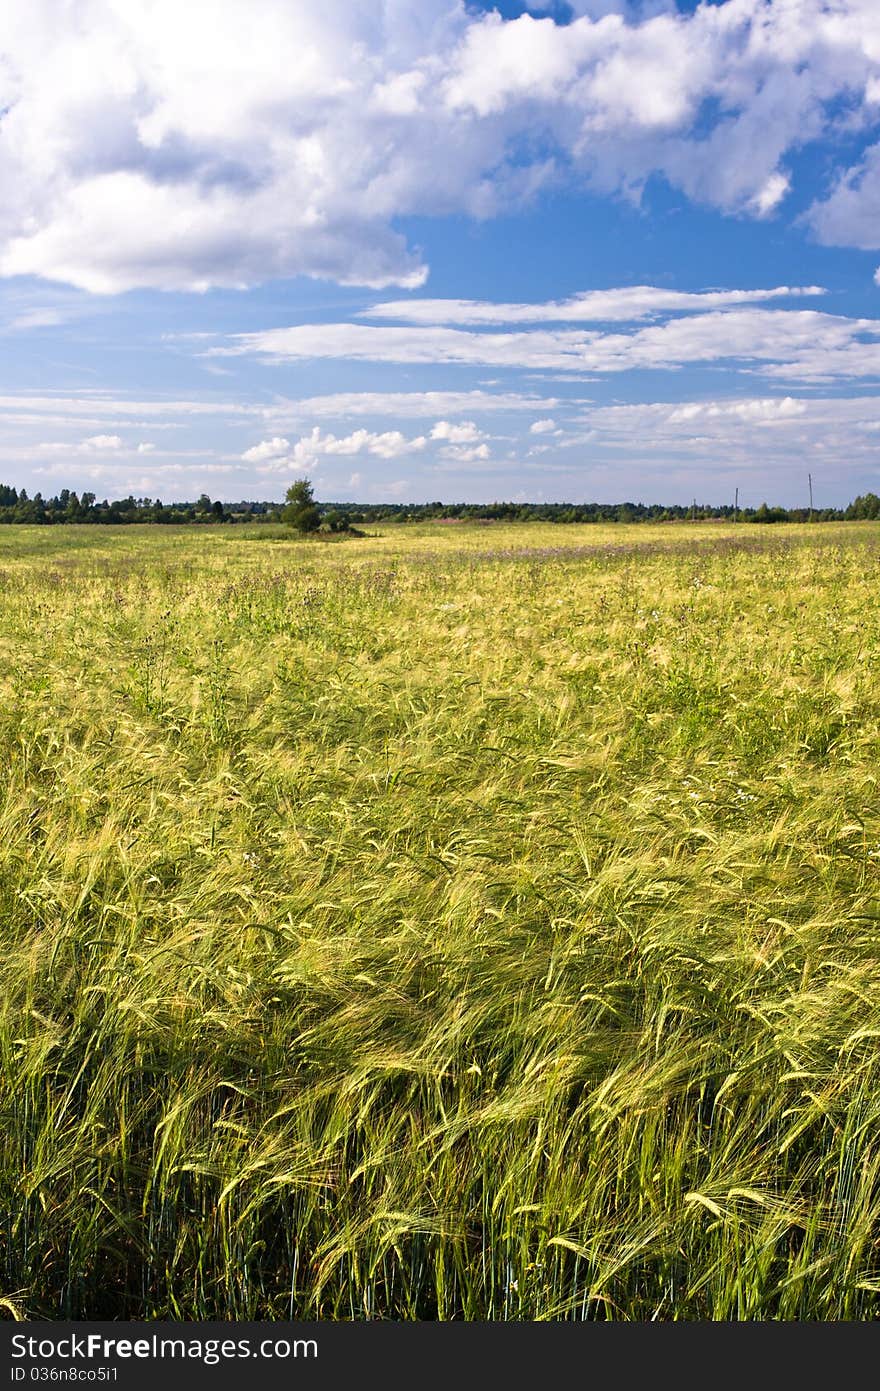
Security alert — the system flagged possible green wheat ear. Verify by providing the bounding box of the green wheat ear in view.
[2,518,880,1319]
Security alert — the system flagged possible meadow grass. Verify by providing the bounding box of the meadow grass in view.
[3,519,880,1319]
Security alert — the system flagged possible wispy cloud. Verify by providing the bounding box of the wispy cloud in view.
[211,307,880,382]
[365,286,826,325]
[7,309,69,331]
[0,394,257,421]
[283,390,563,417]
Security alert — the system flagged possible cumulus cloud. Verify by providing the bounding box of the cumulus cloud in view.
[429,419,484,442]
[317,427,427,458]
[82,433,123,450]
[435,442,491,464]
[253,424,428,473]
[3,1,880,292]
[529,418,558,434]
[663,398,807,426]
[242,436,291,463]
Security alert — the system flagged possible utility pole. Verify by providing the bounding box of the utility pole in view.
[808,473,814,522]
[692,497,697,522]
[734,487,738,523]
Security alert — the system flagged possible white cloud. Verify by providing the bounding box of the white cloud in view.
[7,308,68,330]
[0,389,567,447]
[82,433,123,450]
[0,393,258,422]
[529,418,558,434]
[3,1,880,293]
[136,441,155,453]
[663,398,807,426]
[26,432,143,457]
[242,435,290,463]
[581,394,880,477]
[28,456,244,496]
[285,389,561,417]
[809,144,880,250]
[365,285,825,325]
[371,70,426,116]
[749,172,791,217]
[319,427,427,458]
[214,306,880,382]
[254,424,428,473]
[429,419,484,442]
[436,442,491,464]
[210,322,600,371]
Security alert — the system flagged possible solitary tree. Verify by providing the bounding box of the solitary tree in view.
[283,478,321,533]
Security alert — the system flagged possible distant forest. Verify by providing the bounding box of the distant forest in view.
[1,484,879,527]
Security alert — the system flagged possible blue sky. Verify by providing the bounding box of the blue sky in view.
[3,0,880,506]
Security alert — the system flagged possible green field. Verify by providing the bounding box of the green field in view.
[4,520,880,1320]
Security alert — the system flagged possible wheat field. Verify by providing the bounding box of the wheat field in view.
[3,520,880,1319]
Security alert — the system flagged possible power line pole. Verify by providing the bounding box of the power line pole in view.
[808,473,814,522]
[734,487,738,523]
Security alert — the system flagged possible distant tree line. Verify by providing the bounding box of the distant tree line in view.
[1,482,879,527]
[0,488,275,525]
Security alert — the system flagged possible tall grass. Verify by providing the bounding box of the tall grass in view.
[3,520,880,1318]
